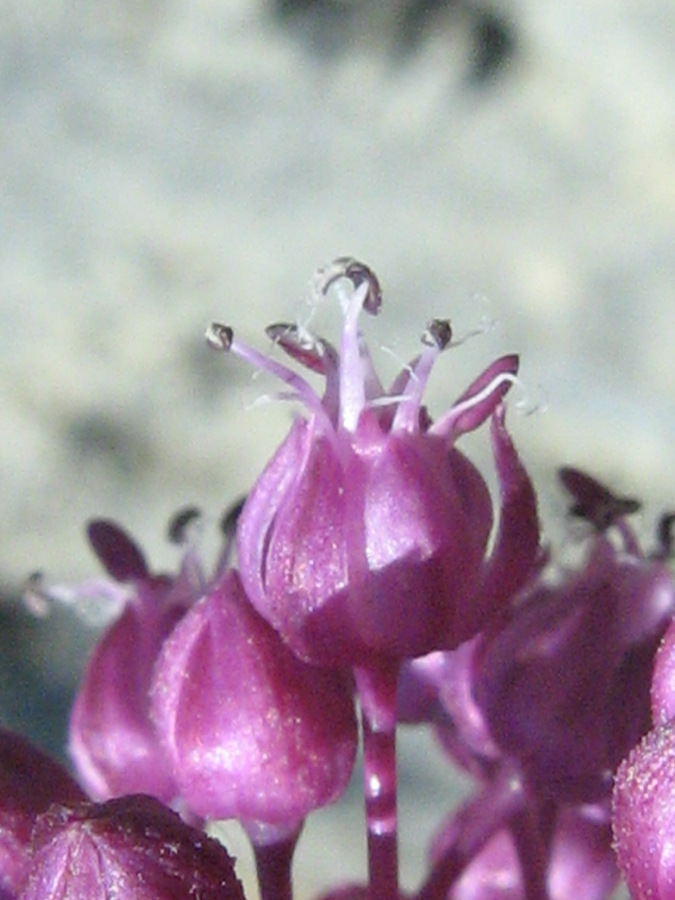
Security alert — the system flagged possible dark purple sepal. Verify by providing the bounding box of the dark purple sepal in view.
[18,794,246,900]
[0,731,85,900]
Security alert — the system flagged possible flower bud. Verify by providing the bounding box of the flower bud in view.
[435,806,617,900]
[68,518,207,803]
[18,794,245,900]
[151,570,357,829]
[0,730,85,899]
[70,582,182,803]
[651,616,675,724]
[613,719,675,900]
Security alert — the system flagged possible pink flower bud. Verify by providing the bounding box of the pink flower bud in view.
[69,581,183,803]
[613,719,675,900]
[151,570,357,829]
[651,617,675,724]
[68,520,198,804]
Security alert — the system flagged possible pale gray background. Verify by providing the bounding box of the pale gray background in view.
[0,0,671,895]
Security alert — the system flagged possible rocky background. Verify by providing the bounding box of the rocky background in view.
[1,0,673,894]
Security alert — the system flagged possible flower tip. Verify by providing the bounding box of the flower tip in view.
[205,322,234,351]
[316,257,383,315]
[86,519,149,582]
[500,353,520,376]
[558,467,641,530]
[167,506,202,545]
[422,318,453,350]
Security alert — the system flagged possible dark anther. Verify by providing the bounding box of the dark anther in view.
[220,497,247,538]
[25,570,45,593]
[266,323,336,375]
[653,512,675,560]
[23,571,50,615]
[469,10,516,84]
[167,506,202,545]
[205,322,234,351]
[559,466,641,532]
[318,257,383,315]
[422,319,453,350]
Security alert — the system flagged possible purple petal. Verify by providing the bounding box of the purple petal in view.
[431,355,519,440]
[69,596,180,803]
[86,520,149,582]
[469,406,540,632]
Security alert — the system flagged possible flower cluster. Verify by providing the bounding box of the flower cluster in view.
[2,259,674,900]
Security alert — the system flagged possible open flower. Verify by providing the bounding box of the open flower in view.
[210,259,539,666]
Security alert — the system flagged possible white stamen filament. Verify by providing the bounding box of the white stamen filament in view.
[430,372,522,437]
[338,282,370,432]
[391,342,441,434]
[207,323,328,421]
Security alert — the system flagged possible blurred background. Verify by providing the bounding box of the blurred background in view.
[1,0,674,894]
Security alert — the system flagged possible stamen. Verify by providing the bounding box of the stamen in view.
[315,257,382,316]
[214,496,248,581]
[205,322,233,351]
[220,497,247,538]
[339,282,371,432]
[311,259,386,429]
[653,512,675,560]
[168,506,203,545]
[266,322,341,419]
[23,571,51,617]
[206,321,328,422]
[422,318,453,350]
[391,319,452,434]
[265,323,336,375]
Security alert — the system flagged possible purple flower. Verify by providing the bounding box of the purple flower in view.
[650,614,675,724]
[209,258,539,665]
[18,794,246,900]
[474,531,674,804]
[434,805,617,900]
[150,569,358,832]
[0,730,86,900]
[398,636,501,780]
[612,719,675,900]
[66,519,203,803]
